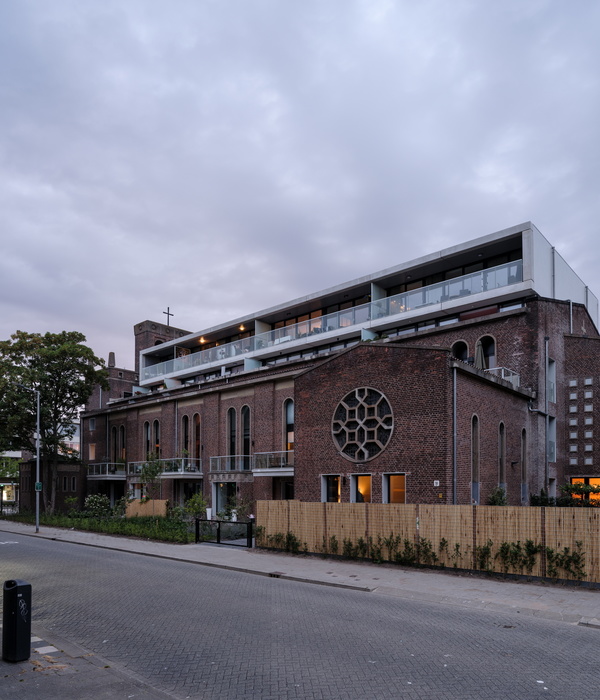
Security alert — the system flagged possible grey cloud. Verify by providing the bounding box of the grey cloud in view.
[1,0,599,367]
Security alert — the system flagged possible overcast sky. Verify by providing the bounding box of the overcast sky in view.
[1,0,599,370]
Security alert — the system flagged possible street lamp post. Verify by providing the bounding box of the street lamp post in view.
[17,384,41,533]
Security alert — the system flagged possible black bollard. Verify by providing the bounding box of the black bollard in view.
[2,579,32,662]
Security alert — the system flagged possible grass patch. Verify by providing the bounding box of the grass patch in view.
[4,512,194,544]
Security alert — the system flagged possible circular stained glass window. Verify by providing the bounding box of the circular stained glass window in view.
[332,387,393,462]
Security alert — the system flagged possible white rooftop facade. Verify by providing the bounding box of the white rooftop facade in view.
[139,222,598,388]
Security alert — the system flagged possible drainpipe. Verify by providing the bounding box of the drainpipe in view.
[452,366,457,505]
[544,337,549,491]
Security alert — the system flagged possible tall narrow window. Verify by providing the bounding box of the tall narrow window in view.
[111,426,118,463]
[119,425,126,461]
[241,405,251,470]
[227,408,237,470]
[498,422,506,490]
[284,399,294,451]
[471,415,480,504]
[143,422,151,459]
[153,420,160,457]
[194,413,201,462]
[181,415,190,455]
[521,429,528,504]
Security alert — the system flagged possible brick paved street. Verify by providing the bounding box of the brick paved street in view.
[2,536,600,699]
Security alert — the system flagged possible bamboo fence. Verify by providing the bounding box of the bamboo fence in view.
[255,501,600,583]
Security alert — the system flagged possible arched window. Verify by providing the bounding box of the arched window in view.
[153,420,160,457]
[451,341,469,362]
[284,399,294,451]
[480,335,496,369]
[193,413,201,462]
[119,425,126,461]
[143,421,151,460]
[498,422,506,489]
[227,408,237,456]
[241,405,251,470]
[111,426,118,463]
[181,415,190,455]
[471,415,480,504]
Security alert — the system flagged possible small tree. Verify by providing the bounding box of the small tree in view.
[487,487,507,506]
[184,493,208,519]
[140,455,163,500]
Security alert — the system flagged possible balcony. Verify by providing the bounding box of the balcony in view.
[253,451,294,477]
[141,260,524,382]
[484,366,520,389]
[253,451,294,469]
[209,455,254,472]
[87,463,126,479]
[127,458,202,477]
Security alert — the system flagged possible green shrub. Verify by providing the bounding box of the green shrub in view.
[83,494,111,518]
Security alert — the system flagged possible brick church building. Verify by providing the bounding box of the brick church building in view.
[81,222,600,511]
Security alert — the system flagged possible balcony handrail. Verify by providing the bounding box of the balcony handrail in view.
[127,457,202,475]
[484,366,520,388]
[87,462,127,476]
[253,450,295,469]
[142,260,523,381]
[209,455,254,472]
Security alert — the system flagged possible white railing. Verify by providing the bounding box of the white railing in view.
[209,455,254,472]
[142,260,523,381]
[127,458,202,476]
[485,366,520,389]
[253,451,294,469]
[87,463,126,477]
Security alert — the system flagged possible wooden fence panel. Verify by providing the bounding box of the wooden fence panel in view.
[126,499,168,518]
[475,506,544,577]
[326,503,367,550]
[418,505,473,569]
[291,501,325,553]
[545,508,600,582]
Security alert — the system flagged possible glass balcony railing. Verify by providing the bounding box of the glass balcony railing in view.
[253,451,294,470]
[127,458,202,476]
[87,463,127,477]
[142,260,523,381]
[209,455,254,472]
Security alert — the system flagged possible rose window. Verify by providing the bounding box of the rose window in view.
[332,387,393,462]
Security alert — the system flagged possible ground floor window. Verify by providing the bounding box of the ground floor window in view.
[351,474,372,503]
[272,477,294,500]
[383,473,406,503]
[214,482,237,514]
[570,477,600,501]
[322,475,341,503]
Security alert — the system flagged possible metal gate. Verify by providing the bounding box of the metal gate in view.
[195,519,253,548]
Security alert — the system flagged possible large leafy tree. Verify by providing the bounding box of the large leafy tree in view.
[0,331,108,514]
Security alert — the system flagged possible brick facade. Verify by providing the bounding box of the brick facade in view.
[81,296,600,511]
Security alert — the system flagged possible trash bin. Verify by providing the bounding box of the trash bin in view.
[2,579,32,662]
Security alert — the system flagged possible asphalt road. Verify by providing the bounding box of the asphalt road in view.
[1,537,599,699]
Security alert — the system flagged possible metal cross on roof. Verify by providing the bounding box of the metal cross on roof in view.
[163,307,174,326]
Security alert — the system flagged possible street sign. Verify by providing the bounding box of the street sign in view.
[35,482,42,492]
